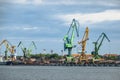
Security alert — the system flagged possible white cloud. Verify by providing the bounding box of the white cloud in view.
[41,0,120,7]
[6,37,63,43]
[38,38,62,43]
[2,0,119,6]
[2,0,43,5]
[96,1,120,7]
[0,25,61,34]
[56,10,120,25]
[23,26,38,30]
[1,0,119,7]
[44,0,78,5]
[14,0,26,4]
[0,26,38,31]
[1,0,27,4]
[34,0,43,5]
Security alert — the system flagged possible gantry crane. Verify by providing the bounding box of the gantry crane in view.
[17,41,37,59]
[63,19,79,63]
[91,32,110,59]
[0,40,16,61]
[78,27,89,63]
[28,41,37,56]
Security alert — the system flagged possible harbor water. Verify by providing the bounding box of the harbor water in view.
[0,66,120,80]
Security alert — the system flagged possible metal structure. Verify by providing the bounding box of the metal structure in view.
[78,27,89,62]
[91,32,110,59]
[63,19,79,63]
[63,19,79,56]
[17,41,37,59]
[0,40,16,61]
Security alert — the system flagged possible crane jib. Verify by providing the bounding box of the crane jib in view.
[63,19,80,56]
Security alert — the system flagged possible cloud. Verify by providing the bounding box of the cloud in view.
[6,37,63,43]
[1,0,43,5]
[43,0,78,5]
[13,0,26,4]
[0,26,38,31]
[23,26,38,30]
[1,0,119,7]
[95,0,120,7]
[0,25,61,35]
[56,10,120,25]
[40,0,120,7]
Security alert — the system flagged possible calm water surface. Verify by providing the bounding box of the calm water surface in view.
[0,66,120,80]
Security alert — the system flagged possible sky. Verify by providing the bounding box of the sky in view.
[0,0,120,55]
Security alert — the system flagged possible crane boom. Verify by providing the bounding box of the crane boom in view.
[27,41,37,57]
[92,32,110,59]
[17,41,23,48]
[63,19,79,56]
[78,27,89,53]
[17,41,28,59]
[0,40,12,49]
[0,40,16,61]
[28,41,37,50]
[0,40,9,60]
[78,27,89,62]
[17,41,37,58]
[97,33,110,50]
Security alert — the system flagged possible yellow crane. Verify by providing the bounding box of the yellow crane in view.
[0,40,16,61]
[78,27,89,63]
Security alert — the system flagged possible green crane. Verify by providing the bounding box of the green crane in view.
[17,41,37,59]
[63,19,79,63]
[27,41,37,57]
[91,32,110,59]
